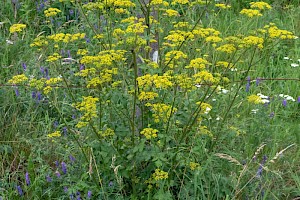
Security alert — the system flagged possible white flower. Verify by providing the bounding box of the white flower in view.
[291,63,299,67]
[251,109,259,114]
[152,50,159,64]
[6,39,13,45]
[221,88,229,94]
[257,93,268,99]
[283,56,290,60]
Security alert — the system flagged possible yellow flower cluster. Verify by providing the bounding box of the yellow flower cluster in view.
[247,94,263,104]
[152,169,168,181]
[43,77,62,94]
[189,162,201,170]
[46,53,62,62]
[126,22,148,34]
[82,2,104,10]
[250,1,271,10]
[113,0,136,8]
[215,3,231,9]
[73,96,99,128]
[193,70,218,84]
[30,36,49,48]
[171,0,189,5]
[164,50,187,68]
[9,23,26,34]
[240,9,262,17]
[216,44,236,53]
[173,22,191,29]
[174,74,194,90]
[146,103,177,123]
[164,30,194,47]
[44,8,61,17]
[137,74,173,89]
[138,91,159,101]
[242,36,264,49]
[47,33,85,43]
[186,58,210,70]
[216,61,233,69]
[150,0,169,6]
[195,102,212,114]
[164,9,179,17]
[80,50,126,68]
[98,128,115,137]
[192,27,220,38]
[77,49,88,56]
[29,78,46,90]
[8,74,28,84]
[47,131,61,138]
[259,23,295,40]
[86,68,117,88]
[140,127,159,139]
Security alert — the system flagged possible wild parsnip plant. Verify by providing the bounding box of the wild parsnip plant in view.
[1,0,300,199]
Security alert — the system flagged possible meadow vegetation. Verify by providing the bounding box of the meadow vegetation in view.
[0,0,300,199]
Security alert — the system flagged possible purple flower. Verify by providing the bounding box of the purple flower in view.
[45,68,49,79]
[15,89,19,96]
[256,77,260,86]
[80,64,85,71]
[54,121,59,128]
[63,127,68,135]
[16,185,23,196]
[67,50,71,58]
[40,66,45,74]
[246,76,250,92]
[37,92,42,101]
[55,170,61,178]
[87,191,92,199]
[256,155,267,178]
[64,186,68,193]
[269,112,274,118]
[77,191,81,200]
[297,96,300,103]
[32,91,36,99]
[61,162,67,174]
[46,175,52,182]
[25,172,30,185]
[69,155,75,163]
[55,161,59,167]
[22,63,27,71]
[282,99,287,107]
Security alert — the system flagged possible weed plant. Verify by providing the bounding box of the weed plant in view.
[0,0,300,199]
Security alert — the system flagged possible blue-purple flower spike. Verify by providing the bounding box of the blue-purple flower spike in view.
[46,175,52,182]
[297,96,300,103]
[87,191,92,199]
[15,88,20,96]
[16,185,23,196]
[61,162,67,174]
[246,76,250,92]
[25,172,30,185]
[282,99,287,107]
[22,63,27,71]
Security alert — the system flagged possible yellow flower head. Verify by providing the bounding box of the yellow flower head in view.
[9,24,26,33]
[140,127,158,139]
[247,94,263,104]
[152,169,168,181]
[240,9,262,18]
[250,2,271,10]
